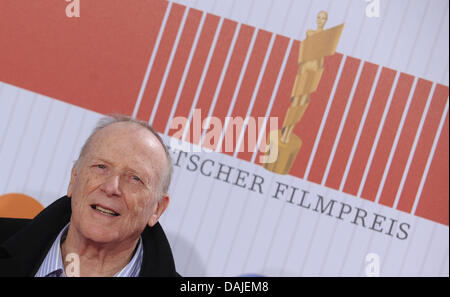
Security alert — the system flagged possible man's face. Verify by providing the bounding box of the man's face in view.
[67,122,169,244]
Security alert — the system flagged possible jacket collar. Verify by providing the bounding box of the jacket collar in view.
[0,196,178,277]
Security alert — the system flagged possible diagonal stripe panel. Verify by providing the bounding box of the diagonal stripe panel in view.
[202,24,255,151]
[253,40,300,166]
[343,67,397,196]
[222,30,272,156]
[397,85,449,213]
[186,19,238,145]
[325,62,379,190]
[136,3,186,121]
[287,53,344,177]
[378,79,433,207]
[415,111,449,226]
[238,35,290,161]
[151,8,203,132]
[167,14,220,138]
[361,73,415,201]
[308,57,361,185]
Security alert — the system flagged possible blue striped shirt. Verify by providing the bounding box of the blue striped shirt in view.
[35,224,143,277]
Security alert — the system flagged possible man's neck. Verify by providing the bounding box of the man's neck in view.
[60,224,139,277]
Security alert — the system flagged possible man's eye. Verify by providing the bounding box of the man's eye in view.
[95,164,106,169]
[132,175,142,183]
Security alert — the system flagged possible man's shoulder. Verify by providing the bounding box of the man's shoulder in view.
[0,197,70,245]
[0,217,31,245]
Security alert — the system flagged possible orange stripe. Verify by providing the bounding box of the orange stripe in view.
[188,19,238,145]
[0,0,168,116]
[325,62,379,190]
[222,30,272,156]
[415,113,449,226]
[397,84,449,213]
[254,40,300,166]
[287,53,344,176]
[308,57,361,184]
[360,73,414,201]
[136,3,186,122]
[203,24,255,151]
[343,68,397,196]
[151,9,203,132]
[378,79,433,207]
[238,35,290,161]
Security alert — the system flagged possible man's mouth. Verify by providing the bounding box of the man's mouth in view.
[91,204,120,217]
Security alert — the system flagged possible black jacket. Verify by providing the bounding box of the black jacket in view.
[0,196,179,277]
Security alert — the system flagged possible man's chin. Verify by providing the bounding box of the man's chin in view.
[81,223,120,244]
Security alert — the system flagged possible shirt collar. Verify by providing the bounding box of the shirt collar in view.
[35,223,143,277]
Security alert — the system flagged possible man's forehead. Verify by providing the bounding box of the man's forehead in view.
[85,122,166,167]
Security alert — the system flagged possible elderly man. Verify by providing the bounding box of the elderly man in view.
[0,115,178,276]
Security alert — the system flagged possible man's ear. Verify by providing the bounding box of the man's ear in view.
[148,195,170,227]
[67,164,78,198]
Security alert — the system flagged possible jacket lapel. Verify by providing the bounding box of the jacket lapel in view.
[140,223,178,276]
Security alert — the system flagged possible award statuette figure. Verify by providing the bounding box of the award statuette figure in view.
[263,11,344,174]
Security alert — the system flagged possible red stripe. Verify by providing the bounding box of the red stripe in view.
[254,40,300,166]
[308,57,361,184]
[136,3,186,122]
[397,84,449,213]
[202,24,255,151]
[166,13,220,139]
[415,112,449,226]
[360,73,414,201]
[325,62,378,190]
[378,79,433,207]
[151,9,203,132]
[343,68,397,196]
[221,30,272,155]
[188,19,238,145]
[287,53,344,176]
[0,0,168,116]
[237,35,290,161]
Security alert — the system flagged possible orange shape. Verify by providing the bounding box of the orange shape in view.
[0,193,44,219]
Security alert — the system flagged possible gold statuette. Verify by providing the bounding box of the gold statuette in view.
[264,11,344,174]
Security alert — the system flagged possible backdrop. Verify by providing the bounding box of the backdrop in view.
[0,0,448,276]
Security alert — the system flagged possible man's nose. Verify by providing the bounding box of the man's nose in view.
[100,174,122,197]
